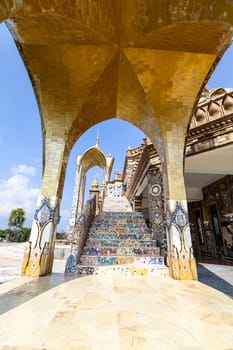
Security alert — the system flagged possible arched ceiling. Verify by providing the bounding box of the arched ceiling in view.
[1,0,233,157]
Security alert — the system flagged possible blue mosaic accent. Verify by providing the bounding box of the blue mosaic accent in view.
[170,202,189,231]
[149,257,164,265]
[65,253,78,274]
[34,198,54,228]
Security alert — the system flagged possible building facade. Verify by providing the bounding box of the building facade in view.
[8,1,233,278]
[121,88,233,262]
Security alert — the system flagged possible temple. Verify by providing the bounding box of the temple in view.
[2,0,233,279]
[66,134,114,239]
[64,87,233,278]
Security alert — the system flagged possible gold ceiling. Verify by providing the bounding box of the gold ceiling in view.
[1,0,233,198]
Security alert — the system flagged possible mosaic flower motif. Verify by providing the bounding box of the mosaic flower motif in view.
[172,203,189,231]
[34,198,54,228]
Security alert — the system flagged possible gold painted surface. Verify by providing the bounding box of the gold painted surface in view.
[124,47,216,197]
[3,1,232,202]
[168,257,198,280]
[78,146,107,172]
[1,1,233,279]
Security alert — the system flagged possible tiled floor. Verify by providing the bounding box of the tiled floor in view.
[0,266,233,350]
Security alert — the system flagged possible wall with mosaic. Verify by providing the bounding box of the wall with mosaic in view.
[3,1,233,279]
[188,175,233,260]
[148,168,166,250]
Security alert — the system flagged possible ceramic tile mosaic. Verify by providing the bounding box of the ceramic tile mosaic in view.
[77,265,169,276]
[72,198,168,276]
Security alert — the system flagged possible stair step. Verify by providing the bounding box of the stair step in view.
[89,228,150,233]
[89,228,151,235]
[90,221,148,226]
[89,226,149,231]
[67,195,167,277]
[85,239,157,248]
[88,233,152,240]
[76,264,169,277]
[96,212,145,218]
[82,247,160,256]
[102,197,133,213]
[92,217,146,222]
[79,255,164,265]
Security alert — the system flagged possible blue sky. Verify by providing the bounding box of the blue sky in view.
[0,22,233,231]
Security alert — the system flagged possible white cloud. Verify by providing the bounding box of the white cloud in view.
[11,164,37,176]
[0,164,71,231]
[0,167,39,228]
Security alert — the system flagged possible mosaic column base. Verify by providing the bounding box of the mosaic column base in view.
[21,196,60,277]
[21,242,52,276]
[166,200,198,280]
[167,255,197,280]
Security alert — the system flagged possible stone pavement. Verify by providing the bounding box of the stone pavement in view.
[0,244,233,349]
[198,262,233,299]
[0,243,67,284]
[0,267,232,349]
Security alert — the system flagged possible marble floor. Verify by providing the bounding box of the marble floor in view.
[0,268,233,350]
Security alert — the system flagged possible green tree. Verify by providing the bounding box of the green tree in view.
[8,208,25,230]
[19,227,31,242]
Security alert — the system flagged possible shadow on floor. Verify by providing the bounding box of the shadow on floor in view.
[1,266,232,316]
[0,273,78,315]
[197,264,233,299]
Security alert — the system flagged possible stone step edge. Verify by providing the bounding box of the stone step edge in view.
[77,264,168,267]
[84,245,158,249]
[88,232,152,236]
[96,214,144,216]
[91,221,149,224]
[86,239,157,243]
[75,265,169,276]
[90,226,149,228]
[80,254,162,258]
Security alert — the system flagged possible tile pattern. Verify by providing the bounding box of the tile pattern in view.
[166,200,197,280]
[4,1,233,279]
[148,168,165,246]
[74,197,168,276]
[34,197,54,228]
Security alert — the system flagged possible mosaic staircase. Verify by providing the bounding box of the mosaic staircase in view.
[76,196,168,276]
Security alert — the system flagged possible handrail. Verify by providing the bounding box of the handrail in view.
[65,195,96,273]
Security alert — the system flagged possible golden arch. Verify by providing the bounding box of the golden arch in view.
[78,146,107,173]
[68,140,114,230]
[3,1,233,279]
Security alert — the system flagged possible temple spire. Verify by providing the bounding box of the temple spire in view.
[96,130,100,148]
